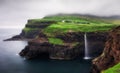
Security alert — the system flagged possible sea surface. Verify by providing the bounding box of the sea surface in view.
[0,28,91,73]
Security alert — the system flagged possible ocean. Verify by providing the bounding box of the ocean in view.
[0,28,91,73]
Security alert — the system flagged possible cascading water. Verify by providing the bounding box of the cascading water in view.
[84,33,91,60]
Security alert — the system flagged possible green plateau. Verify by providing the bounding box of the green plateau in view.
[22,14,120,45]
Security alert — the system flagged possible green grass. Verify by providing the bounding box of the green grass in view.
[27,17,88,25]
[24,15,120,37]
[27,14,120,25]
[72,42,79,47]
[23,27,39,33]
[27,15,104,24]
[43,15,87,22]
[48,38,64,45]
[48,38,79,46]
[111,19,120,24]
[23,28,33,32]
[43,22,119,37]
[102,63,120,73]
[43,15,107,23]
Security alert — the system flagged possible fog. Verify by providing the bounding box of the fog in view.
[0,0,120,28]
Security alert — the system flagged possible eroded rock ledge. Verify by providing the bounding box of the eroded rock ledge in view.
[91,26,120,73]
[19,32,107,60]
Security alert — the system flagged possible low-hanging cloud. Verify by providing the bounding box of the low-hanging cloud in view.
[0,0,120,28]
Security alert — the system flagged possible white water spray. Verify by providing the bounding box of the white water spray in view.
[84,33,91,60]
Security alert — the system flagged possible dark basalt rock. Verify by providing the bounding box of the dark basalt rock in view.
[91,26,120,73]
[19,31,108,60]
[57,32,108,57]
[57,32,107,42]
[19,35,83,60]
[19,41,83,60]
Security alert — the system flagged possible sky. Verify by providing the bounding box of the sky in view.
[0,0,120,28]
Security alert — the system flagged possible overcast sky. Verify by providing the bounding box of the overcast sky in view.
[0,0,120,28]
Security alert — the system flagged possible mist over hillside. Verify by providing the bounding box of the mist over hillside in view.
[45,13,120,19]
[0,0,120,28]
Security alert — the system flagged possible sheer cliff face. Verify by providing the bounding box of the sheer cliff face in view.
[19,32,107,60]
[91,26,120,73]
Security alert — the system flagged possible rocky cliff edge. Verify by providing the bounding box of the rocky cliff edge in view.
[91,26,120,73]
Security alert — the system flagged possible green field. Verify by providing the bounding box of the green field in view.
[102,63,120,73]
[24,15,120,35]
[43,22,119,37]
[23,15,120,44]
[48,38,64,45]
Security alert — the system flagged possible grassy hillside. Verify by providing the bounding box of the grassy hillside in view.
[22,14,120,41]
[39,15,119,36]
[43,22,118,37]
[102,63,120,73]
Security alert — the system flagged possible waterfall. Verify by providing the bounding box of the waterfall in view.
[84,33,91,59]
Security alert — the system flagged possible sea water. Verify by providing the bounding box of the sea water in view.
[0,28,91,73]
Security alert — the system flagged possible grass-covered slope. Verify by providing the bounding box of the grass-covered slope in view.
[102,63,120,73]
[22,14,120,39]
[19,14,120,60]
[43,22,118,37]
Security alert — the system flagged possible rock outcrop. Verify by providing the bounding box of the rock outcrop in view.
[4,20,56,41]
[19,32,82,60]
[19,31,107,60]
[91,26,120,73]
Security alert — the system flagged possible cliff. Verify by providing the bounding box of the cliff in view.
[5,14,119,41]
[2,14,119,60]
[17,14,119,60]
[91,26,120,73]
[5,20,56,40]
[19,32,107,60]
